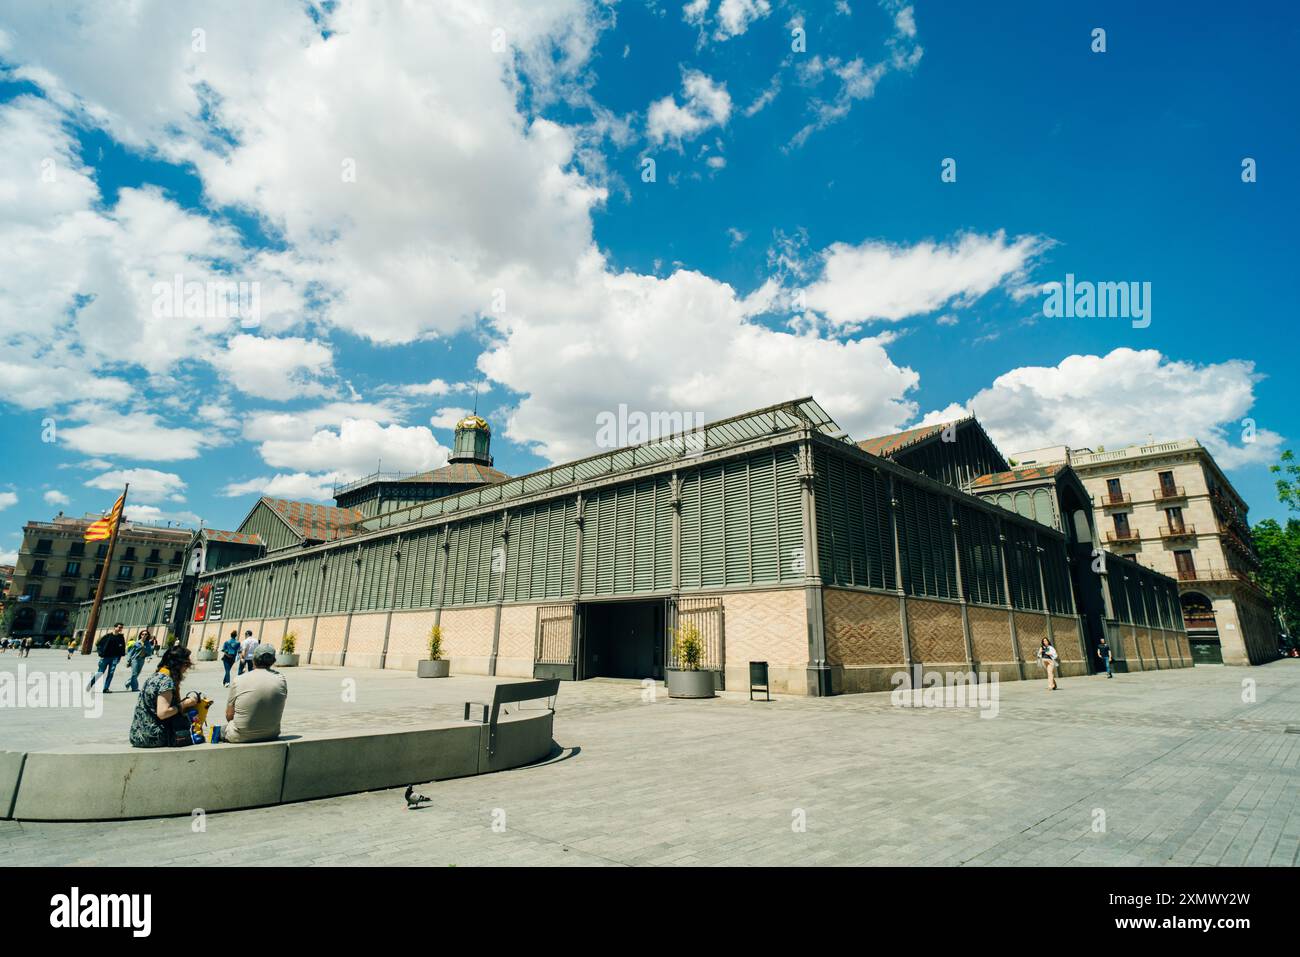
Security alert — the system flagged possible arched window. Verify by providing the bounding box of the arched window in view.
[1072,509,1093,543]
[1032,488,1054,525]
[1014,491,1033,519]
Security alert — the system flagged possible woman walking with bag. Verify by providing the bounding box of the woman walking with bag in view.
[1037,636,1060,691]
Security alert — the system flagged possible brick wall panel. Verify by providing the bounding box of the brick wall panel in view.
[824,588,904,666]
[968,605,1014,662]
[906,598,966,663]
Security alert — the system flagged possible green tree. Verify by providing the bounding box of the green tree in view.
[1271,449,1300,513]
[1252,518,1299,646]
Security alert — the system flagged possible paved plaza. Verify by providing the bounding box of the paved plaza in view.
[2,650,1298,866]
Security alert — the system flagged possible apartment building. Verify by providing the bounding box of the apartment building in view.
[6,514,193,640]
[1012,439,1275,665]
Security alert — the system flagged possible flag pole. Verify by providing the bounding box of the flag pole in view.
[80,483,129,655]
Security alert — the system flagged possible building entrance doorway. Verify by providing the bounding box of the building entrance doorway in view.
[578,599,666,680]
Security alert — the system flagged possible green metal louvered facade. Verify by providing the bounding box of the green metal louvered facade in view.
[813,444,1073,614]
[90,441,812,631]
[78,396,1185,690]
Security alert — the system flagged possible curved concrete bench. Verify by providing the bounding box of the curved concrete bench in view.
[2,711,553,822]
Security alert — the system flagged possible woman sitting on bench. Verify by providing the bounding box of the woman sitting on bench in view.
[129,645,203,748]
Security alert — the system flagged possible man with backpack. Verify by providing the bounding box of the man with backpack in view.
[86,622,128,693]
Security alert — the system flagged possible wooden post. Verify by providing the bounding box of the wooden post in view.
[80,484,129,655]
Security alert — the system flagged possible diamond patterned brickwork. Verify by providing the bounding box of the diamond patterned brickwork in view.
[310,615,346,663]
[345,612,387,666]
[438,606,495,657]
[1051,616,1084,662]
[1137,629,1156,664]
[968,605,1014,662]
[906,598,967,664]
[281,617,314,654]
[723,588,807,668]
[824,588,904,666]
[384,610,438,670]
[498,603,539,660]
[1014,611,1047,662]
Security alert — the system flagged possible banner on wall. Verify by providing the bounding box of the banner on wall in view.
[208,583,227,622]
[193,584,212,622]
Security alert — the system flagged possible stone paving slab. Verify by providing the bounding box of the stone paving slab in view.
[1,650,1297,866]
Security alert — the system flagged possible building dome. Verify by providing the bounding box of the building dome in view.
[450,413,494,466]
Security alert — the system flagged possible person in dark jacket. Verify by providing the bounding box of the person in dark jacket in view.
[1096,637,1114,678]
[86,622,127,693]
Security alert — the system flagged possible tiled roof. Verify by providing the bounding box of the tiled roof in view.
[400,462,508,485]
[264,499,364,541]
[201,529,263,546]
[857,420,961,458]
[970,464,1066,488]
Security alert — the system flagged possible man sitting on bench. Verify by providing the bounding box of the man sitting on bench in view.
[222,643,288,743]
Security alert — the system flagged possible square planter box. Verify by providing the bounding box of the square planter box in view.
[196,650,218,661]
[418,659,450,678]
[275,653,300,667]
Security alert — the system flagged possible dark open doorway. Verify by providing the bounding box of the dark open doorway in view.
[579,599,666,680]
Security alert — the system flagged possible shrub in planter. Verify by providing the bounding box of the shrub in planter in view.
[418,624,449,678]
[197,635,218,661]
[666,621,715,698]
[276,631,300,667]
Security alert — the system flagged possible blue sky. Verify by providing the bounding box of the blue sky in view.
[0,0,1296,563]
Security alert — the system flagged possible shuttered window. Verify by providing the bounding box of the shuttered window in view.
[896,480,957,599]
[957,504,1005,606]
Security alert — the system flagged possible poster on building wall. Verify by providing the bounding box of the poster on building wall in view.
[161,593,175,624]
[208,583,227,621]
[193,584,211,622]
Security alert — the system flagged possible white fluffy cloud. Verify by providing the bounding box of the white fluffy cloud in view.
[254,418,450,477]
[803,231,1048,328]
[683,0,771,40]
[60,412,209,461]
[43,490,70,506]
[928,348,1283,469]
[209,334,335,400]
[647,70,732,146]
[431,407,471,430]
[0,492,17,510]
[223,472,340,503]
[85,468,187,504]
[789,2,923,148]
[480,261,920,462]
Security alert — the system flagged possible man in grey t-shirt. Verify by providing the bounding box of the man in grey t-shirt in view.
[223,644,288,743]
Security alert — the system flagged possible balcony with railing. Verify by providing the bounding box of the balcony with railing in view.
[1105,528,1141,543]
[1181,612,1217,631]
[1176,568,1253,585]
[1159,524,1196,540]
[1153,485,1187,502]
[1097,491,1132,509]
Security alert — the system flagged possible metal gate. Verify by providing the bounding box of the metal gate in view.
[534,603,576,680]
[670,596,726,689]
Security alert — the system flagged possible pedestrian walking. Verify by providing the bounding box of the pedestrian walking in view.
[238,630,258,675]
[1036,636,1059,690]
[86,623,128,693]
[1096,637,1114,678]
[125,629,156,692]
[220,629,241,686]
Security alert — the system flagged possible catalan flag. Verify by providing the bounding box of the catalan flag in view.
[84,493,125,542]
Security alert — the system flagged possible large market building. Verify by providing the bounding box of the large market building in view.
[76,400,1190,695]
